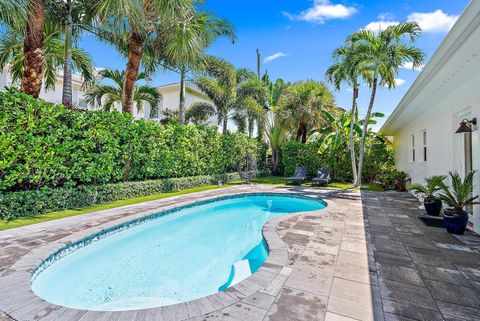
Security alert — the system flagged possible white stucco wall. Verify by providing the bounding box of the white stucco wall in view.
[149,84,218,126]
[392,74,480,232]
[0,71,88,109]
[381,0,480,233]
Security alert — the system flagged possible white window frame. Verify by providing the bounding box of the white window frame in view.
[421,130,427,162]
[410,134,416,163]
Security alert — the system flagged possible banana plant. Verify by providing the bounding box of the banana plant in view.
[319,110,386,153]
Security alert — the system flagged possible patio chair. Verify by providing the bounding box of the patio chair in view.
[312,167,331,185]
[286,166,307,184]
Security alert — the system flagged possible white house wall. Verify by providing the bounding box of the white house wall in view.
[392,71,480,233]
[0,71,88,108]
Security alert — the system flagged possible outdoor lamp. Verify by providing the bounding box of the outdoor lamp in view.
[455,118,477,134]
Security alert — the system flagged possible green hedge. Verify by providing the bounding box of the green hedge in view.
[0,173,241,219]
[281,136,394,183]
[0,89,260,191]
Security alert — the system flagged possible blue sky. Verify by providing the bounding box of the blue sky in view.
[80,0,469,129]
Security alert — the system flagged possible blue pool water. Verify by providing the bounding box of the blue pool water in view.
[31,194,326,311]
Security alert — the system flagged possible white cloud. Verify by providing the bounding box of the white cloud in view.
[381,78,406,87]
[378,12,394,21]
[407,10,458,33]
[364,20,400,32]
[283,0,357,24]
[401,61,425,71]
[264,52,288,63]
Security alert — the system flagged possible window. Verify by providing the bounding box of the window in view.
[422,130,427,162]
[410,135,415,162]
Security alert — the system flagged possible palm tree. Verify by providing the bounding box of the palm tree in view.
[84,69,161,115]
[326,44,367,184]
[162,9,236,124]
[194,56,267,134]
[46,0,98,107]
[0,21,94,93]
[276,80,335,143]
[234,71,269,138]
[0,0,26,28]
[21,0,46,97]
[350,22,425,186]
[96,0,193,114]
[266,107,286,175]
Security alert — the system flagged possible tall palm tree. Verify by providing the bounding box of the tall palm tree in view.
[0,21,94,93]
[234,70,269,138]
[162,9,236,124]
[266,107,286,175]
[46,0,98,107]
[326,44,367,184]
[276,80,335,143]
[96,0,193,114]
[84,68,161,115]
[1,0,96,100]
[350,22,425,186]
[21,0,46,97]
[194,56,267,134]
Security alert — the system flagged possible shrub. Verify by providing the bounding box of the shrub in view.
[0,173,241,219]
[0,89,260,191]
[281,135,395,183]
[378,165,410,191]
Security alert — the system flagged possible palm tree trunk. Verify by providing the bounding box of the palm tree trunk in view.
[21,0,45,98]
[296,126,302,142]
[355,77,378,187]
[179,67,186,124]
[62,0,73,108]
[301,123,307,144]
[122,32,143,114]
[272,148,279,174]
[349,86,358,184]
[222,113,228,134]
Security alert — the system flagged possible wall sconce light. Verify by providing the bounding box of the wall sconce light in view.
[455,118,477,134]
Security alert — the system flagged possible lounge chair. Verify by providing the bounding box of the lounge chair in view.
[312,168,331,185]
[286,166,307,184]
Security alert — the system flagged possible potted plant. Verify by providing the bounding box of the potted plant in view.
[439,171,479,235]
[408,175,446,216]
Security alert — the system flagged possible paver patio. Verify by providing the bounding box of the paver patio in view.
[1,185,479,321]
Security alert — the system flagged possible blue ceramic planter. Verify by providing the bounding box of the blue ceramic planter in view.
[444,210,469,235]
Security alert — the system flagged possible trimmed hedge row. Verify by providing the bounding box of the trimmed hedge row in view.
[0,89,259,191]
[0,173,241,219]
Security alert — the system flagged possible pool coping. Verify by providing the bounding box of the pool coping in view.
[0,187,339,321]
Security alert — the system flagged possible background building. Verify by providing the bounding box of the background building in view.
[0,70,217,126]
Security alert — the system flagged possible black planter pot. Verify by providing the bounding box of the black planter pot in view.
[443,210,469,235]
[424,199,442,216]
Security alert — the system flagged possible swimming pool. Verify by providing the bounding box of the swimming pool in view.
[31,193,326,311]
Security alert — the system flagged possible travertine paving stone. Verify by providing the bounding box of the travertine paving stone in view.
[1,187,480,320]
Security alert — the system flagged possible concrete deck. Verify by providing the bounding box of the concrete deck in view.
[1,185,479,321]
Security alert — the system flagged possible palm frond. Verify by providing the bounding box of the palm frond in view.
[439,171,478,212]
[187,102,216,125]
